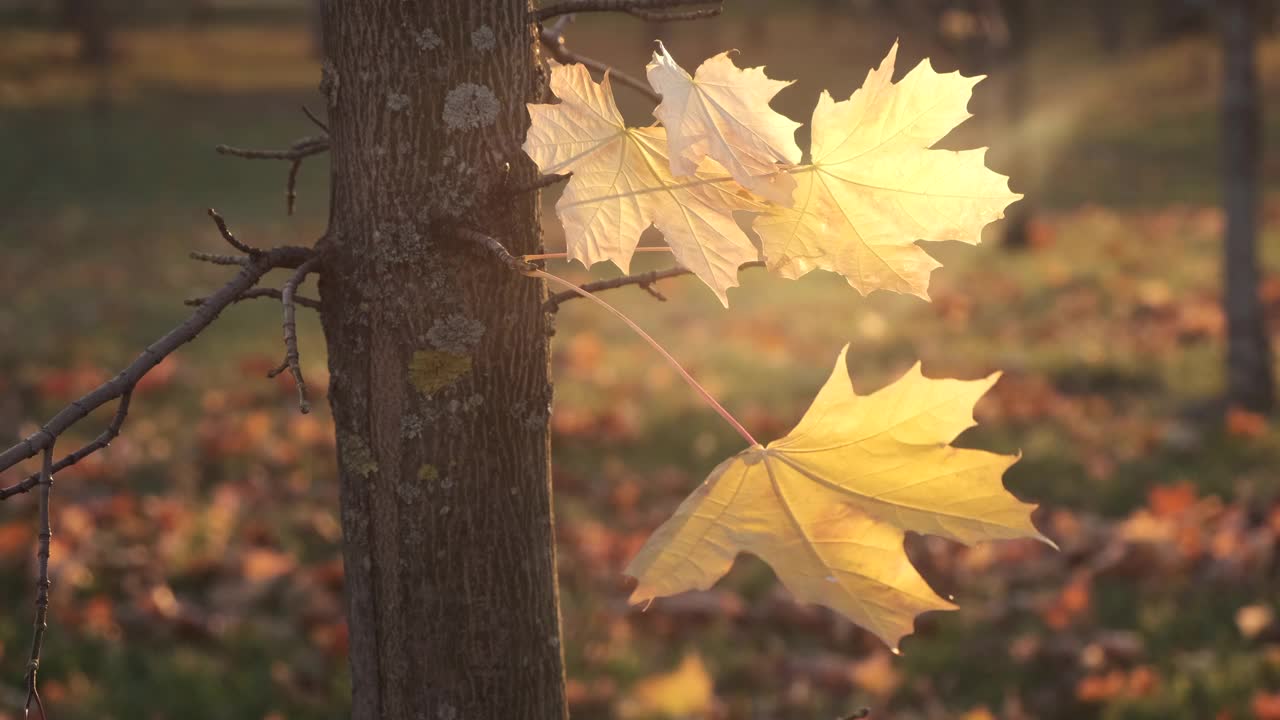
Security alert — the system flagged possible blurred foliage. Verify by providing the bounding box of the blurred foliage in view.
[5,4,1280,719]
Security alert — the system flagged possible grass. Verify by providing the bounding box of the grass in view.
[4,9,1280,719]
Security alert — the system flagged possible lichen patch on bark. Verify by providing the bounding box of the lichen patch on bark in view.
[339,432,379,478]
[442,83,500,130]
[471,26,496,52]
[408,350,472,395]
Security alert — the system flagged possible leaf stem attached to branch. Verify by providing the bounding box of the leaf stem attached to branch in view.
[532,268,758,447]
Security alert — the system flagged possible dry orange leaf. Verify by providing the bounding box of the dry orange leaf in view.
[1226,406,1269,438]
[626,346,1050,649]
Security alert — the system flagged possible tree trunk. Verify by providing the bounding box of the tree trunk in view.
[316,2,567,719]
[1220,0,1274,412]
[60,0,112,66]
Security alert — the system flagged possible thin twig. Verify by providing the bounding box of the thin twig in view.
[301,105,329,133]
[189,251,247,267]
[0,244,315,483]
[286,159,304,215]
[214,136,329,161]
[627,6,721,21]
[215,136,330,216]
[532,0,722,22]
[186,288,321,311]
[460,228,537,272]
[0,390,132,502]
[544,261,763,312]
[23,445,53,720]
[639,282,667,301]
[207,208,260,255]
[539,25,659,102]
[507,172,572,195]
[280,258,320,414]
[533,268,758,446]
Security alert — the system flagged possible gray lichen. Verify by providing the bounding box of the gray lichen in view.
[442,83,500,131]
[387,92,411,112]
[401,413,425,439]
[426,315,485,353]
[414,28,441,51]
[396,478,424,504]
[470,26,496,52]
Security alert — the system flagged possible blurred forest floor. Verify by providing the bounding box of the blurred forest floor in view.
[5,6,1280,719]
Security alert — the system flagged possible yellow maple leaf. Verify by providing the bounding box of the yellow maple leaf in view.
[616,652,715,719]
[523,62,762,306]
[626,345,1050,649]
[753,42,1022,299]
[646,43,802,205]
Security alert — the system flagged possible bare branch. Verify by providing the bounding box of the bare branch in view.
[23,445,53,720]
[215,136,330,216]
[460,228,537,273]
[544,261,763,312]
[190,251,247,266]
[185,287,321,311]
[207,208,261,255]
[286,158,304,215]
[0,244,315,484]
[532,0,722,23]
[539,25,659,103]
[280,258,320,414]
[0,390,131,502]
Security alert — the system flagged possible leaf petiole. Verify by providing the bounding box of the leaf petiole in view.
[531,268,759,447]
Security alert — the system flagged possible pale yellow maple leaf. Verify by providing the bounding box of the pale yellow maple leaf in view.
[625,345,1050,649]
[646,43,802,205]
[753,42,1022,299]
[523,62,762,306]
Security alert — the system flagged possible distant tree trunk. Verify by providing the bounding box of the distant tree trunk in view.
[317,1,567,719]
[996,0,1032,248]
[1089,0,1127,53]
[310,0,324,59]
[1219,0,1274,412]
[60,0,112,66]
[185,0,215,27]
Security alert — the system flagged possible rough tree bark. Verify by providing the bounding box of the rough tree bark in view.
[1219,0,1274,412]
[316,2,567,719]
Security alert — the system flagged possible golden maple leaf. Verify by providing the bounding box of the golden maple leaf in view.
[646,43,802,205]
[523,62,762,306]
[753,42,1022,299]
[625,345,1051,649]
